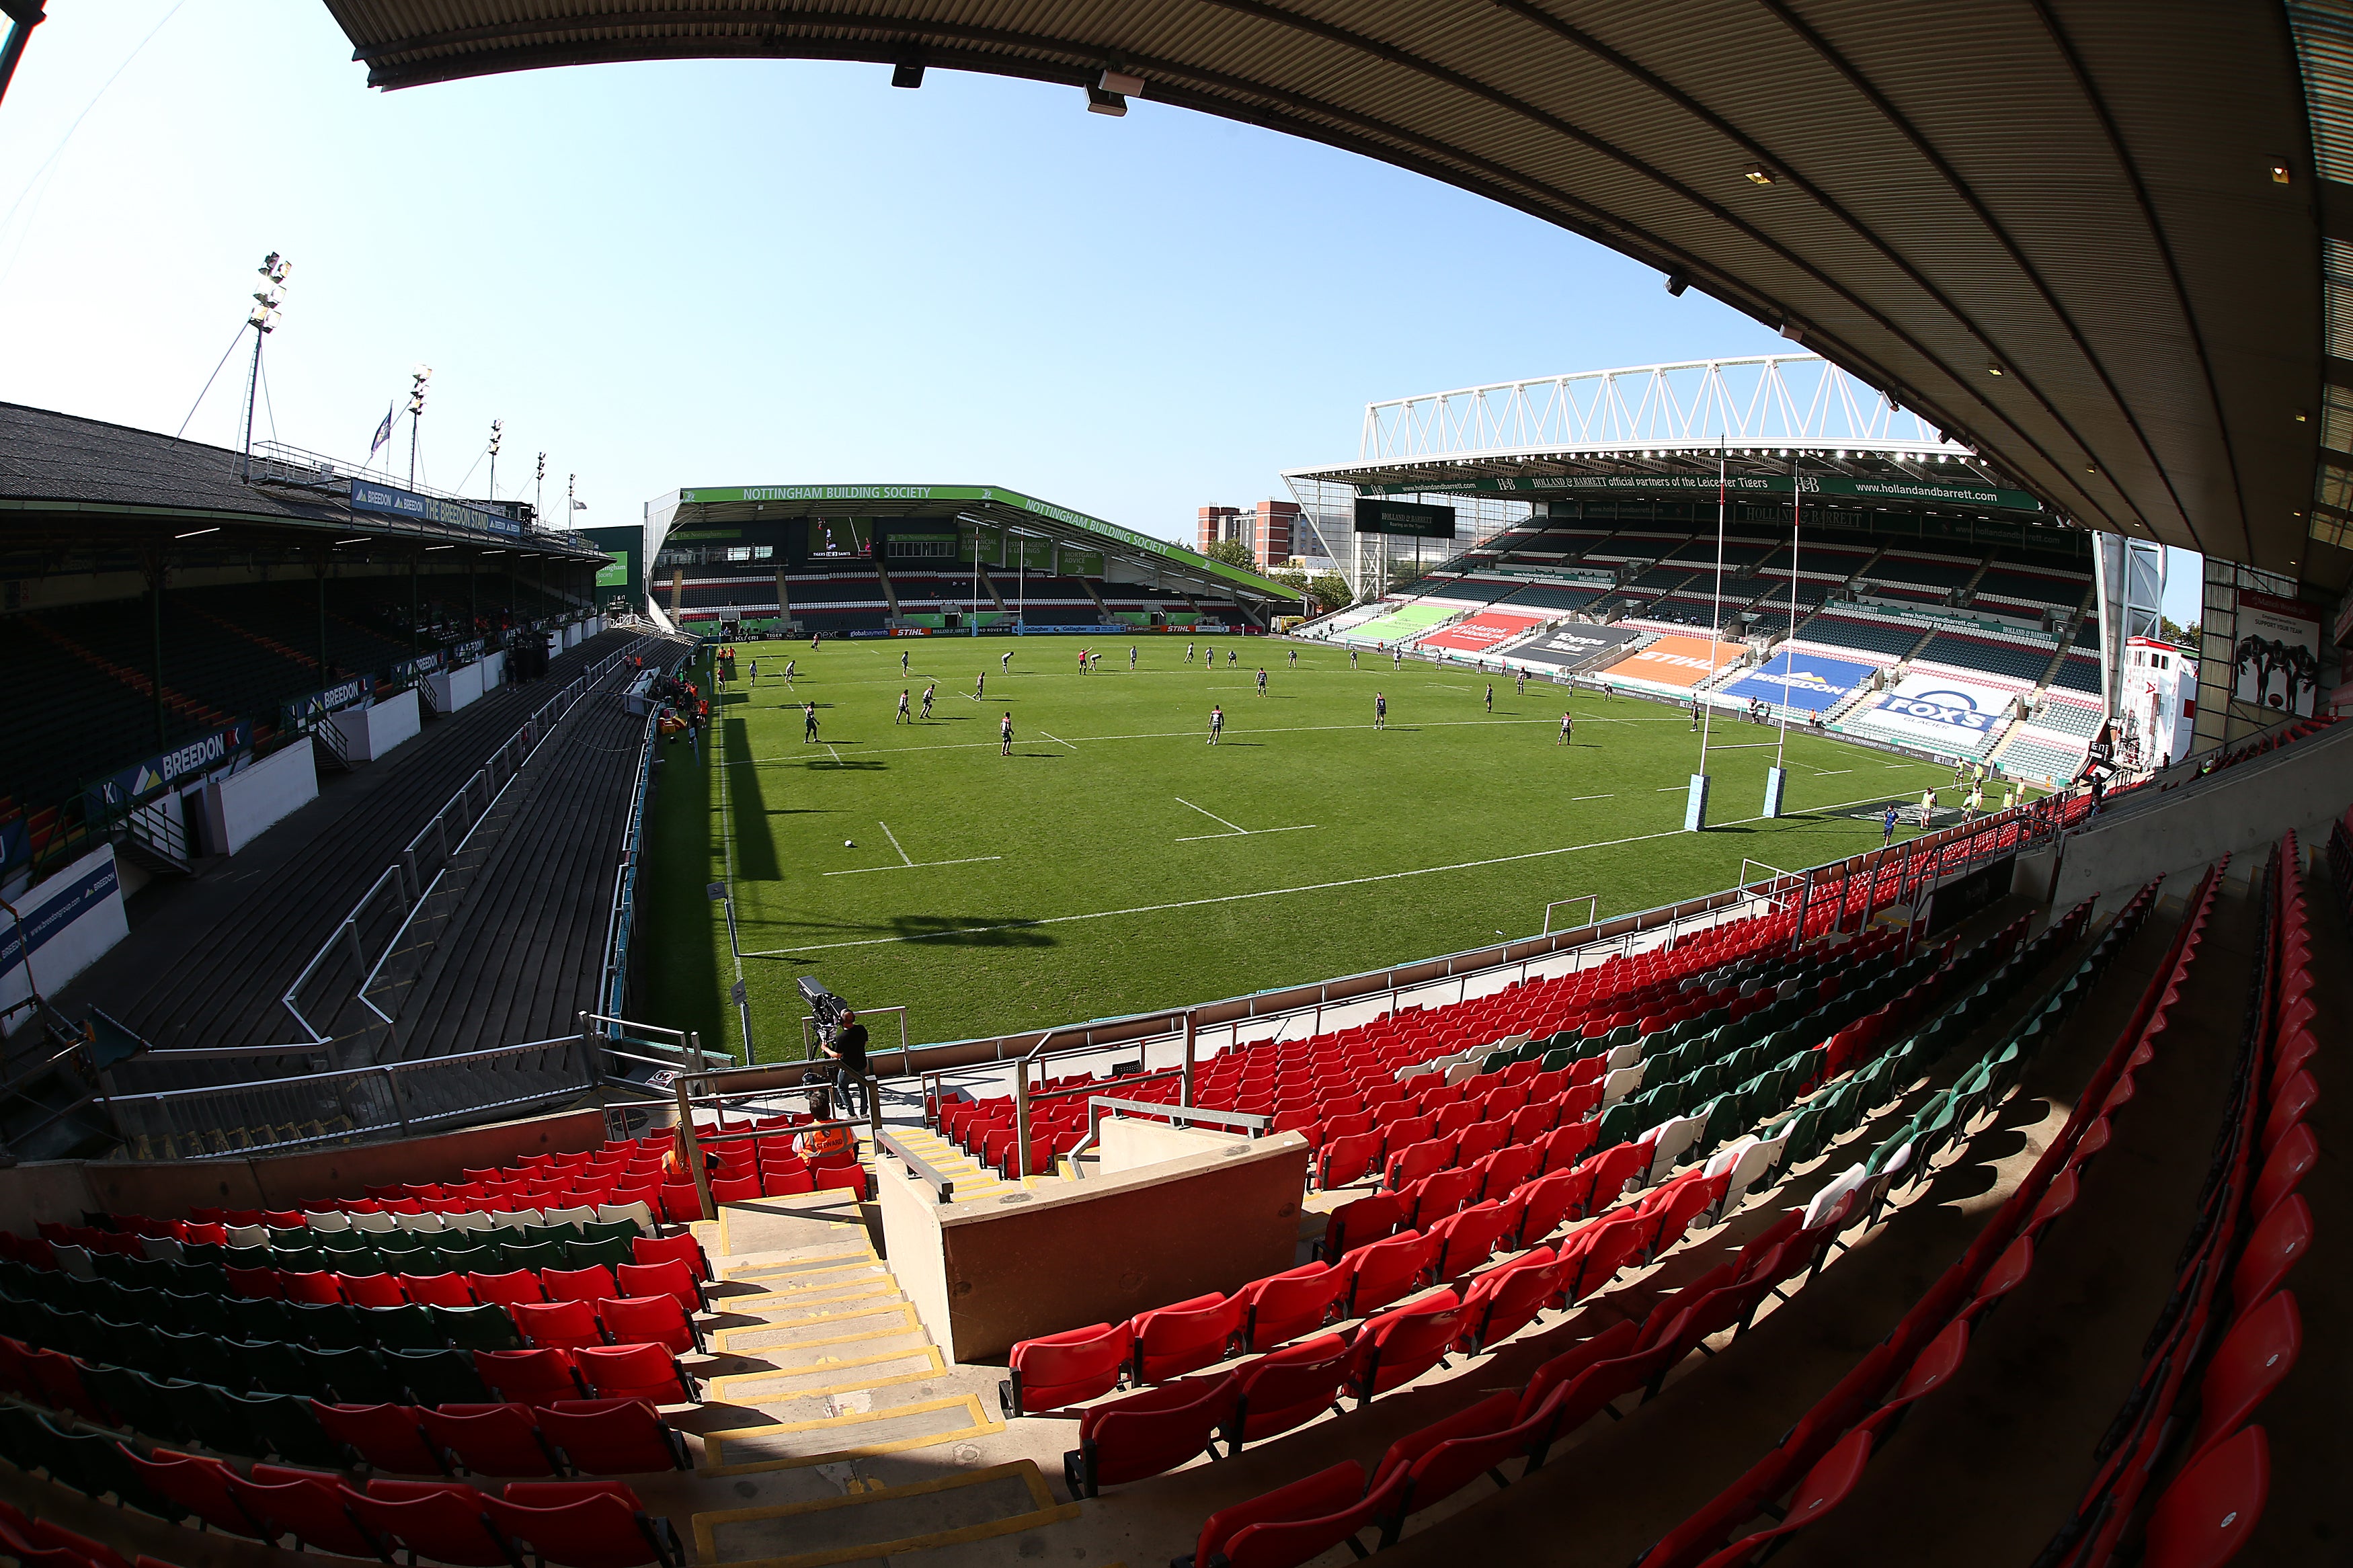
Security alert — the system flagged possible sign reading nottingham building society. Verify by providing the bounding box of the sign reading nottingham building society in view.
[1353,498,1458,538]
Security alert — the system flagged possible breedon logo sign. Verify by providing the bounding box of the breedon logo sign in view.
[1872,686,1997,733]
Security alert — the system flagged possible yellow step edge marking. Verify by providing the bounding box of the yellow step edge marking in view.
[717,1280,900,1317]
[691,1458,1078,1568]
[696,1394,1003,1476]
[707,1345,947,1402]
[725,1275,903,1311]
[711,1307,924,1356]
[720,1261,889,1296]
[723,1248,881,1280]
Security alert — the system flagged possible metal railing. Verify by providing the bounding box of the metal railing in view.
[106,1031,597,1161]
[281,639,653,1060]
[598,710,660,1022]
[1064,1093,1272,1180]
[875,1127,959,1200]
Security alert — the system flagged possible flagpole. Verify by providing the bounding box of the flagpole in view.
[1699,432,1726,770]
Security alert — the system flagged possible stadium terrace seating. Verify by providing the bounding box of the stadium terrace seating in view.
[1003,899,2083,1528]
[1750,540,1873,582]
[1911,630,2055,686]
[1994,732,2090,787]
[2050,652,2102,695]
[1584,531,1693,564]
[1973,567,2088,610]
[1788,611,1929,661]
[2032,696,2104,739]
[1494,581,1603,613]
[1867,552,1981,593]
[0,1133,723,1565]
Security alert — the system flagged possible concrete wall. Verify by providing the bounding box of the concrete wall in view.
[0,1108,607,1232]
[331,688,420,761]
[879,1132,1310,1362]
[427,659,485,714]
[199,741,318,857]
[2052,720,2353,907]
[1096,1118,1244,1175]
[0,844,127,1036]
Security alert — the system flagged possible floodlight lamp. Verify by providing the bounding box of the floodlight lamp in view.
[1099,68,1146,95]
[2272,163,2292,184]
[1664,273,1689,296]
[1086,86,1128,116]
[1986,362,2004,376]
[891,57,925,88]
[1745,165,1776,185]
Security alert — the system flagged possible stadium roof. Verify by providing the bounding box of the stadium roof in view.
[1286,353,2066,528]
[321,1,2349,591]
[645,481,1304,604]
[0,401,602,561]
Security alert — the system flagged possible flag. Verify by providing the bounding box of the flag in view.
[572,499,588,511]
[368,403,394,458]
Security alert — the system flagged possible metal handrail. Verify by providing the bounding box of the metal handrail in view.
[875,1128,957,1200]
[1064,1090,1273,1180]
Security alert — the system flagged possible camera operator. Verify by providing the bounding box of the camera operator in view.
[822,1009,871,1117]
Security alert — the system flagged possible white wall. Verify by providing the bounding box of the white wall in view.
[0,844,129,1035]
[330,688,420,762]
[427,659,484,714]
[479,650,506,688]
[199,741,318,857]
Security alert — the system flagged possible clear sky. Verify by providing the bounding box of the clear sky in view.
[0,0,2201,620]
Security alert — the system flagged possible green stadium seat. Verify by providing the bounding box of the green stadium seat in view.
[500,1241,567,1274]
[577,1217,643,1247]
[361,1303,444,1352]
[163,1379,255,1454]
[155,1327,243,1389]
[564,1235,633,1270]
[385,1347,493,1407]
[430,1303,523,1352]
[296,1345,403,1406]
[286,1301,369,1350]
[221,1387,344,1468]
[435,1243,499,1276]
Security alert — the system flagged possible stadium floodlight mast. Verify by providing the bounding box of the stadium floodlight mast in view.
[487,420,504,499]
[534,452,546,528]
[406,365,432,489]
[237,252,291,482]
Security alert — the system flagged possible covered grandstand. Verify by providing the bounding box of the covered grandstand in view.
[635,483,1301,636]
[1281,354,2158,784]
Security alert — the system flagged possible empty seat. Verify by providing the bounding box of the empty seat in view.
[344,1479,513,1566]
[475,1350,585,1406]
[1173,1458,1398,1568]
[1235,1264,1347,1354]
[574,1344,697,1405]
[480,1480,685,1568]
[226,1462,384,1557]
[598,1294,703,1356]
[1228,1333,1355,1450]
[1064,1374,1238,1497]
[1001,1323,1131,1417]
[418,1403,561,1477]
[614,1260,704,1316]
[1346,1290,1467,1405]
[2140,1425,2267,1568]
[537,1400,690,1474]
[515,1300,606,1352]
[1127,1294,1244,1384]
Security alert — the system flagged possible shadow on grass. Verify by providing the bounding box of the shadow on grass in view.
[723,718,781,881]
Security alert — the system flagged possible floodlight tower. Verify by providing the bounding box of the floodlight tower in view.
[487,419,504,499]
[407,366,432,488]
[534,452,546,528]
[237,252,291,481]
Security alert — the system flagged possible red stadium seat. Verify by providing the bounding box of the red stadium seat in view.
[1337,1229,1439,1319]
[1691,1428,1874,1568]
[1178,1459,1402,1568]
[1064,1374,1239,1497]
[2139,1426,2268,1568]
[480,1482,684,1568]
[1228,1334,1354,1448]
[615,1260,705,1316]
[417,1403,561,1478]
[1127,1294,1244,1384]
[400,1272,478,1309]
[1318,1192,1406,1262]
[339,1272,409,1309]
[1235,1264,1348,1353]
[598,1294,703,1356]
[2182,1292,2299,1469]
[227,1464,382,1557]
[1345,1289,1467,1404]
[537,1400,690,1474]
[630,1233,711,1280]
[470,1270,549,1310]
[310,1400,445,1475]
[1002,1322,1132,1417]
[345,1481,514,1567]
[1361,1391,1520,1542]
[574,1344,697,1405]
[120,1448,265,1538]
[542,1266,621,1307]
[514,1300,605,1352]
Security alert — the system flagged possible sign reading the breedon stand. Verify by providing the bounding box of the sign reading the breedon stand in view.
[350,479,522,536]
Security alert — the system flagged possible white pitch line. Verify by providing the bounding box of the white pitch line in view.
[746,784,1918,957]
[823,855,1003,877]
[1175,824,1319,843]
[877,821,915,867]
[727,715,1567,766]
[1039,731,1080,750]
[1174,797,1248,835]
[1572,794,1614,800]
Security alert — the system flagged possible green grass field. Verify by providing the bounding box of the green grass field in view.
[641,632,1978,1059]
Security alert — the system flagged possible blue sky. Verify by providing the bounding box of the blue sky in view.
[1,1,2201,620]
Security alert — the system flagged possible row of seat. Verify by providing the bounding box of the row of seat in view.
[2027,837,2319,1568]
[1151,886,2143,1563]
[1628,871,2198,1565]
[1010,916,2036,1454]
